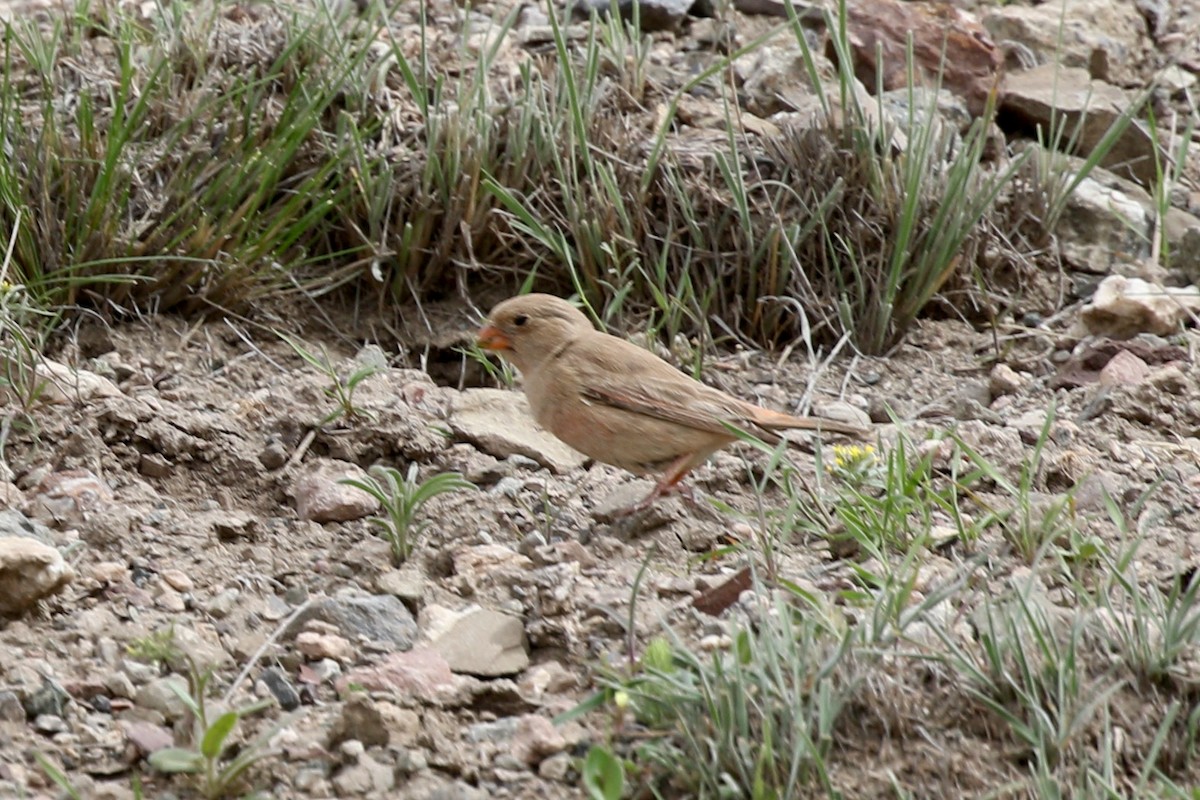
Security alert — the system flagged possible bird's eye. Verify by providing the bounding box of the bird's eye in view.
[514,314,529,327]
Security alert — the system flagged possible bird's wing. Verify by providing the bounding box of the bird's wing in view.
[568,335,769,439]
[565,332,867,440]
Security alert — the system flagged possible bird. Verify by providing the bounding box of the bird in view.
[476,293,869,512]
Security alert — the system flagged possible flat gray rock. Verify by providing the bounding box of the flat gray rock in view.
[290,594,418,652]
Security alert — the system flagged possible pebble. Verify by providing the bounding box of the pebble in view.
[34,714,67,734]
[160,569,194,592]
[296,631,355,663]
[988,363,1027,397]
[259,667,301,711]
[204,588,240,619]
[136,675,191,721]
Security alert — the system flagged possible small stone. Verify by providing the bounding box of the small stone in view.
[0,691,24,722]
[517,532,547,557]
[328,694,389,749]
[24,469,113,528]
[138,454,173,478]
[136,675,191,722]
[591,480,661,524]
[259,667,301,711]
[539,752,574,782]
[161,623,231,673]
[209,511,257,541]
[293,768,330,793]
[332,753,394,795]
[292,460,380,523]
[466,716,520,744]
[296,631,355,663]
[531,540,591,570]
[23,678,69,719]
[449,389,588,474]
[30,361,121,404]
[258,439,290,470]
[155,588,186,612]
[1080,276,1200,337]
[337,648,461,703]
[120,719,174,756]
[310,659,342,683]
[263,594,292,621]
[1099,350,1151,386]
[204,588,240,619]
[809,400,871,431]
[988,364,1027,398]
[395,747,428,773]
[88,561,130,584]
[377,702,421,747]
[518,661,576,700]
[511,715,567,766]
[453,544,533,584]
[376,568,425,608]
[160,569,194,592]
[288,593,418,651]
[34,714,67,733]
[103,672,135,700]
[283,585,309,605]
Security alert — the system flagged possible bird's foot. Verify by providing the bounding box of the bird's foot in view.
[613,481,696,518]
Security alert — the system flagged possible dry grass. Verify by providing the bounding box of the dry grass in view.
[0,0,1058,356]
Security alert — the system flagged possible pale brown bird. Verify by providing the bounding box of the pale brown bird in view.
[477,294,868,511]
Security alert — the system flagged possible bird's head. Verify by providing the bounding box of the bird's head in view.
[477,294,593,374]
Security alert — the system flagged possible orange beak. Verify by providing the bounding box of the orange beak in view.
[476,324,512,352]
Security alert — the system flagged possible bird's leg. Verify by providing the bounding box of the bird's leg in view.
[617,454,698,516]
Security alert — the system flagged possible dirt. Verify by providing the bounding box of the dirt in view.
[2,0,1200,798]
[1,299,1198,798]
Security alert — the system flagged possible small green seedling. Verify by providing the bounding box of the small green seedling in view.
[277,331,379,426]
[341,463,476,564]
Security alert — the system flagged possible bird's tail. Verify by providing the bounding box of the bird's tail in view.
[748,406,869,438]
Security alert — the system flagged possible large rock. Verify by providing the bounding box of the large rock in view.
[1055,172,1152,273]
[425,605,530,677]
[1078,275,1200,337]
[449,389,587,474]
[1001,65,1159,187]
[0,536,74,616]
[984,0,1150,85]
[841,0,1002,117]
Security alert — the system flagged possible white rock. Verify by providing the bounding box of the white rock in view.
[0,537,74,616]
[1079,276,1200,337]
[24,359,122,405]
[449,388,587,474]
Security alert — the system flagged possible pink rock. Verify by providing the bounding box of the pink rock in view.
[338,648,462,703]
[120,719,174,756]
[1099,350,1151,386]
[292,460,380,523]
[511,714,568,766]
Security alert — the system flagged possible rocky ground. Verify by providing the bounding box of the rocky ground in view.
[1,0,1200,799]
